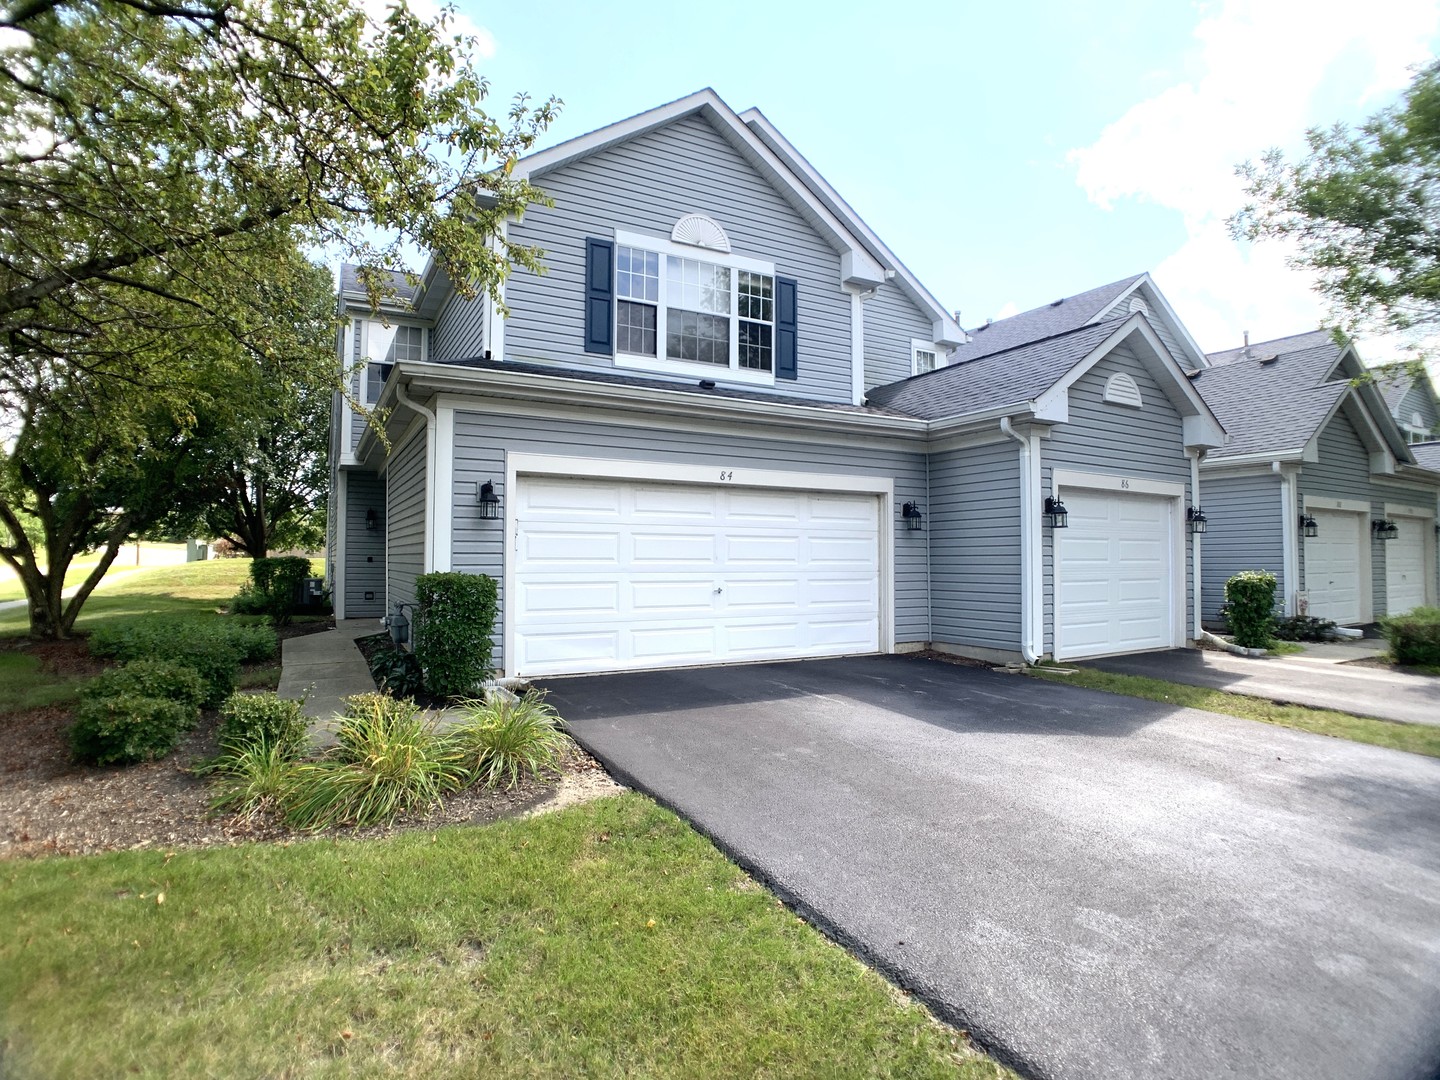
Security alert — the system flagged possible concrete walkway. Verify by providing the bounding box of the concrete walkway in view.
[276,619,383,738]
[1081,644,1439,726]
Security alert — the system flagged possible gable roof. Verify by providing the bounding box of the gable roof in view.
[338,265,420,311]
[1411,440,1440,472]
[1193,331,1413,464]
[1370,361,1440,423]
[947,276,1142,364]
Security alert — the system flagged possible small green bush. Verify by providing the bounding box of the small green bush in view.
[80,660,207,713]
[228,584,271,617]
[283,693,465,829]
[88,616,277,665]
[69,694,196,766]
[248,556,312,626]
[368,645,423,698]
[1272,615,1338,642]
[448,690,570,790]
[1380,606,1440,667]
[414,572,498,699]
[1225,571,1277,649]
[217,692,309,758]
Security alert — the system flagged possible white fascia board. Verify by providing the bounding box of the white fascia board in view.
[391,360,927,441]
[1393,464,1440,488]
[1030,316,1227,447]
[924,404,1044,440]
[1092,274,1207,370]
[738,107,964,347]
[1200,449,1306,468]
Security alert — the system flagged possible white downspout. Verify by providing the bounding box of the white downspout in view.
[1001,417,1041,664]
[1276,460,1299,616]
[394,381,438,574]
[1188,450,1202,639]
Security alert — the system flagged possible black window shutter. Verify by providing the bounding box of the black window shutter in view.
[584,238,614,355]
[775,276,798,380]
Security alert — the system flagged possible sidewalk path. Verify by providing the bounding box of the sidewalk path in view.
[0,568,149,613]
[276,619,383,742]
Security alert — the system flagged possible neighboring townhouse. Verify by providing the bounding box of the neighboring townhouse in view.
[1190,332,1440,625]
[1373,362,1440,444]
[329,91,1224,676]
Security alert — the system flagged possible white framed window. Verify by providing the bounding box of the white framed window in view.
[613,229,777,385]
[911,339,941,376]
[362,323,424,404]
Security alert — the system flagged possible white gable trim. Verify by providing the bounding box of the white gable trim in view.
[1031,315,1227,448]
[1302,385,1399,476]
[737,106,965,347]
[1090,274,1207,370]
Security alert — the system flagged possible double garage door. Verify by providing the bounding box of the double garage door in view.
[1054,489,1177,661]
[511,476,881,676]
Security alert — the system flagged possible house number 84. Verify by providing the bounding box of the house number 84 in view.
[719,470,734,481]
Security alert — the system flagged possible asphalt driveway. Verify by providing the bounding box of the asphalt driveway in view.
[539,654,1440,1080]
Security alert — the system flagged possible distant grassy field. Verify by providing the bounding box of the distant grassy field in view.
[0,543,192,603]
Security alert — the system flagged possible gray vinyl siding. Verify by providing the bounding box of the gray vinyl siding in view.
[344,470,386,618]
[1394,382,1439,435]
[1197,472,1285,623]
[451,406,929,673]
[385,426,427,612]
[503,113,853,404]
[349,318,364,453]
[928,440,1022,653]
[1040,345,1195,653]
[865,282,936,391]
[431,292,485,363]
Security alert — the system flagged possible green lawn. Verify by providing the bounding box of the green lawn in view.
[0,794,1012,1079]
[0,652,88,713]
[1029,666,1440,758]
[0,560,258,637]
[0,558,103,603]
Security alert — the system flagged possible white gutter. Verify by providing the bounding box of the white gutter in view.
[1001,417,1042,664]
[1189,450,1203,639]
[394,381,438,575]
[1276,460,1299,616]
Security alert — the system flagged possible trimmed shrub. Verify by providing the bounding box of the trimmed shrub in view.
[283,693,465,829]
[88,616,277,665]
[448,691,570,790]
[80,660,207,713]
[1225,571,1277,649]
[248,556,312,626]
[367,645,423,699]
[70,694,196,766]
[1272,614,1338,642]
[228,584,271,617]
[414,572,498,698]
[1380,606,1440,667]
[217,692,309,758]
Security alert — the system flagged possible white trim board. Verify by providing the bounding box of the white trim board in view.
[1302,494,1370,515]
[500,454,896,678]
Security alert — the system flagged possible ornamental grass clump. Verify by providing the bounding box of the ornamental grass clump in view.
[206,740,296,823]
[448,690,571,790]
[282,693,466,830]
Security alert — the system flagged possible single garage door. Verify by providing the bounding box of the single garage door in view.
[1386,516,1429,616]
[511,476,881,676]
[1304,509,1363,623]
[1055,489,1175,660]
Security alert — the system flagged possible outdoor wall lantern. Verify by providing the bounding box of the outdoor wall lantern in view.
[477,480,502,520]
[1186,506,1208,535]
[1372,518,1399,541]
[1300,513,1318,538]
[365,507,378,531]
[902,501,924,531]
[1043,496,1069,529]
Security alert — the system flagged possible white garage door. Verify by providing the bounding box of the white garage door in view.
[511,476,881,676]
[1386,516,1429,616]
[1055,490,1175,660]
[1304,509,1363,624]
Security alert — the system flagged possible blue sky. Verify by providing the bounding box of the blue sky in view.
[431,0,1438,359]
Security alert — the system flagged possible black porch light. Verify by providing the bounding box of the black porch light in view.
[901,501,924,531]
[477,480,501,520]
[365,507,378,531]
[1300,512,1318,538]
[1043,496,1069,529]
[1372,518,1398,541]
[1186,506,1208,535]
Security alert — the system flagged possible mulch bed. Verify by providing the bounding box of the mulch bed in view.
[0,624,616,860]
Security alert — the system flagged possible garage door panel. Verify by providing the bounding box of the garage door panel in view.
[1304,510,1362,623]
[521,479,622,516]
[513,477,881,676]
[1056,490,1175,660]
[1386,516,1428,615]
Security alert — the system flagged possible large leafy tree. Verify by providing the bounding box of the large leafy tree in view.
[1231,59,1440,353]
[0,0,557,636]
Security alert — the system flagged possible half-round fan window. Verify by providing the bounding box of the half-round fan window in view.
[670,214,731,253]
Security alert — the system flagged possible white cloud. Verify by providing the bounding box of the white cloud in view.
[1069,0,1439,354]
[357,0,497,59]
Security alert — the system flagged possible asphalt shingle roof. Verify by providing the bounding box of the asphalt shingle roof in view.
[948,275,1143,364]
[1193,334,1346,459]
[1410,440,1440,472]
[866,321,1122,421]
[338,264,420,305]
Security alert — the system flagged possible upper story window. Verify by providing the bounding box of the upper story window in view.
[912,340,941,376]
[363,323,424,404]
[613,229,777,384]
